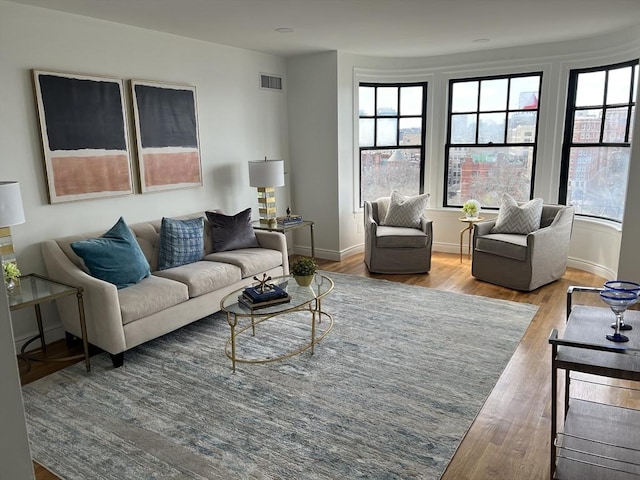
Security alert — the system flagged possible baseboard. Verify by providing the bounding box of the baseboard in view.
[432,242,462,255]
[13,324,66,354]
[292,243,363,262]
[566,257,616,280]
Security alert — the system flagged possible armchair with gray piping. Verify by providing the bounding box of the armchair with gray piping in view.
[471,205,575,291]
[364,196,433,274]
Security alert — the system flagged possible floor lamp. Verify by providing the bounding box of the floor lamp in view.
[248,158,285,225]
[0,181,26,288]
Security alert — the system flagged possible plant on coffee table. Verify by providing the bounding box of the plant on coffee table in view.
[290,257,317,286]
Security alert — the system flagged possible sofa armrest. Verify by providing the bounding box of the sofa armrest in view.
[527,222,572,263]
[41,240,127,354]
[472,219,497,249]
[420,217,433,237]
[254,230,289,275]
[474,220,496,236]
[364,201,378,244]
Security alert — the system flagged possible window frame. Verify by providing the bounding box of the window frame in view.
[358,81,428,208]
[443,71,543,209]
[559,59,638,223]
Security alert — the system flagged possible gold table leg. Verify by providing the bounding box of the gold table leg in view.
[76,290,91,372]
[226,312,238,373]
[459,223,472,263]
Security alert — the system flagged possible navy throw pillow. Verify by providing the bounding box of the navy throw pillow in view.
[70,217,150,289]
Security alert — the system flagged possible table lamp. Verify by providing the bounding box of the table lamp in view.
[248,158,285,224]
[0,181,26,286]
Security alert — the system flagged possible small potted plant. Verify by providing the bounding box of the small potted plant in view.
[461,199,481,219]
[3,261,21,290]
[290,256,317,286]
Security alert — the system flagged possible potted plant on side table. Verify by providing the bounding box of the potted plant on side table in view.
[290,257,317,286]
[3,261,20,290]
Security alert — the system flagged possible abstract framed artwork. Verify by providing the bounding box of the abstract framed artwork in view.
[32,70,134,203]
[130,80,202,193]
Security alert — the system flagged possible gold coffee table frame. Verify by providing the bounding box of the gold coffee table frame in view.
[220,274,334,372]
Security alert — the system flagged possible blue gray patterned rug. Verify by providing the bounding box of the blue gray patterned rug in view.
[22,272,538,479]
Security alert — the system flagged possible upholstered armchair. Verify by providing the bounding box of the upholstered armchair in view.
[364,194,433,274]
[471,204,575,291]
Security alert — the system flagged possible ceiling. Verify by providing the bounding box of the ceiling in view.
[6,0,640,58]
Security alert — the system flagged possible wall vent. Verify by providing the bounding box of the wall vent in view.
[260,73,283,91]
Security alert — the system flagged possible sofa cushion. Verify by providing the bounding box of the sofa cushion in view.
[375,225,430,248]
[475,233,528,262]
[491,193,543,235]
[118,275,189,325]
[154,260,242,298]
[204,248,283,278]
[70,217,151,289]
[158,217,204,270]
[206,208,259,252]
[382,191,430,229]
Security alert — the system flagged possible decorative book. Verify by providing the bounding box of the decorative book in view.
[238,293,291,310]
[277,215,303,226]
[243,284,288,303]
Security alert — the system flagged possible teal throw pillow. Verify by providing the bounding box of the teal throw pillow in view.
[206,208,259,252]
[70,217,150,289]
[158,217,204,270]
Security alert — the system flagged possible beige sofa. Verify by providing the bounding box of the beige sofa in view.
[41,212,289,367]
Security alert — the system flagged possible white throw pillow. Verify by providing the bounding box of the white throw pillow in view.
[382,191,430,229]
[491,193,543,234]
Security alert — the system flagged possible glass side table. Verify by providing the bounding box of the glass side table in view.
[8,273,90,372]
[252,220,315,258]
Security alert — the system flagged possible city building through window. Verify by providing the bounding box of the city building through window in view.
[559,60,638,222]
[358,83,427,206]
[444,73,542,209]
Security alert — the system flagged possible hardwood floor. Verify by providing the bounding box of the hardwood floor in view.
[21,251,639,479]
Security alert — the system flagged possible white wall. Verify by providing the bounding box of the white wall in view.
[286,52,340,258]
[0,1,289,344]
[288,27,640,277]
[618,89,640,283]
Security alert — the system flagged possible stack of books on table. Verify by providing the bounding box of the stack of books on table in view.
[276,215,303,226]
[238,284,291,310]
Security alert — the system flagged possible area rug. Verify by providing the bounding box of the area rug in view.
[21,272,538,480]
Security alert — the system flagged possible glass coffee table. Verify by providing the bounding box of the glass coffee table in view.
[220,274,334,372]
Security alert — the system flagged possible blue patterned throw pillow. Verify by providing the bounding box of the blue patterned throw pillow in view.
[70,217,151,289]
[158,217,204,270]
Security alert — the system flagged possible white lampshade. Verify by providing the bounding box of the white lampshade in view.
[248,159,285,187]
[0,181,26,227]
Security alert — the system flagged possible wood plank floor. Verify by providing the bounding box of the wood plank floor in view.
[21,251,639,479]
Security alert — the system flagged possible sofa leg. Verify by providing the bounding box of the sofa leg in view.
[110,353,124,368]
[65,331,78,347]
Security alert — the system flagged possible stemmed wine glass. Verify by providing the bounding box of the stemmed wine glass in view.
[599,288,639,343]
[604,280,640,331]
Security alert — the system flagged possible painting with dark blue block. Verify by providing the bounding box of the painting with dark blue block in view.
[32,70,133,203]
